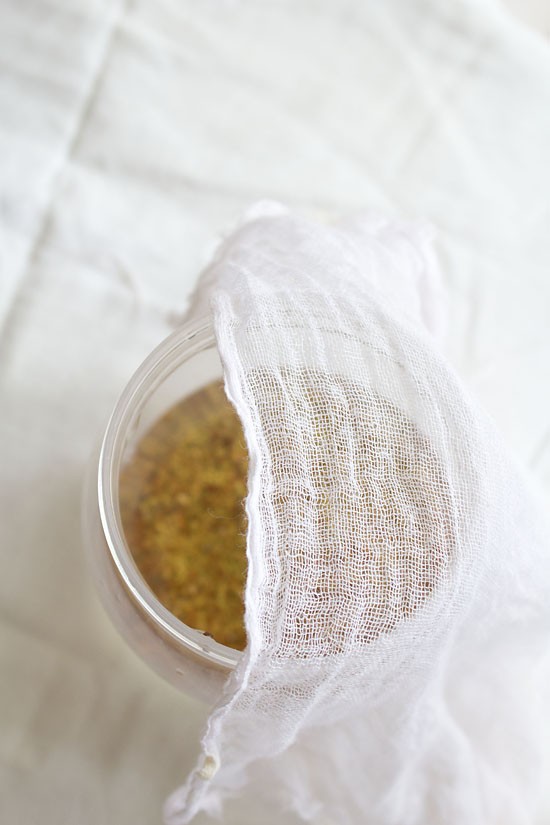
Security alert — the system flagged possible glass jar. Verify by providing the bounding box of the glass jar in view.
[82,317,240,705]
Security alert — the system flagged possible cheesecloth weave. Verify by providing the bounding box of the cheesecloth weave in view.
[165,204,550,825]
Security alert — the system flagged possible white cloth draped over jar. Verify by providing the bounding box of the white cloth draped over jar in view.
[166,205,550,825]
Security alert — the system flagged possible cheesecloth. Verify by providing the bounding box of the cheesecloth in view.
[165,204,550,825]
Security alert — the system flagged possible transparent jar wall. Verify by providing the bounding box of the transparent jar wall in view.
[82,319,241,705]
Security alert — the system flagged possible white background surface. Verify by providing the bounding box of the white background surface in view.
[1,1,550,823]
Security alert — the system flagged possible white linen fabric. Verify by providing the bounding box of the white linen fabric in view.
[165,207,550,824]
[1,1,550,824]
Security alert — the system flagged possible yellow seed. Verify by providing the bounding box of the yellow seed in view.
[119,381,249,650]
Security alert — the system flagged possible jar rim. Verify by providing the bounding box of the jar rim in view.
[98,316,242,671]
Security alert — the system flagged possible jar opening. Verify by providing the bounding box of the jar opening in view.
[98,318,242,671]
